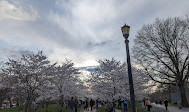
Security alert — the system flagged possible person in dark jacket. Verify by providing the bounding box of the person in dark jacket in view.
[118,97,122,109]
[96,99,99,109]
[164,99,168,110]
[84,99,88,110]
[112,99,116,112]
[74,98,78,112]
[69,97,75,112]
[90,99,95,111]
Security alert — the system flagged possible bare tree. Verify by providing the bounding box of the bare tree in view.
[133,16,189,106]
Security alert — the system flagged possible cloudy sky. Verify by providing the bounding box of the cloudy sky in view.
[0,0,188,67]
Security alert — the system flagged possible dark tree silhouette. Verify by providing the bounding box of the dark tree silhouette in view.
[133,16,189,106]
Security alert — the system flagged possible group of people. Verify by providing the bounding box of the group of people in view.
[67,97,169,112]
[155,99,169,110]
[142,99,152,112]
[67,97,79,112]
[84,99,97,111]
[142,98,169,112]
[112,98,128,112]
[66,97,99,112]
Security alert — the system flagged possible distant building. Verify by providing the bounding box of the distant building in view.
[1,98,16,109]
[1,99,10,109]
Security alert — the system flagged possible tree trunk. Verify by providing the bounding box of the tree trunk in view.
[45,101,48,112]
[179,84,189,107]
[16,100,19,107]
[42,101,44,108]
[24,101,29,112]
[168,84,171,102]
[59,95,64,112]
[28,101,32,112]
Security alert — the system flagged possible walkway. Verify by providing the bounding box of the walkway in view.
[151,104,166,112]
[115,107,166,112]
[152,103,189,112]
[83,108,96,112]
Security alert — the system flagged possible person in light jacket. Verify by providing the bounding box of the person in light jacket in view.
[145,99,152,112]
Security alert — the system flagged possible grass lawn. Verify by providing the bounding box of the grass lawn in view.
[168,103,189,108]
[0,107,24,112]
[97,104,111,112]
[0,104,83,112]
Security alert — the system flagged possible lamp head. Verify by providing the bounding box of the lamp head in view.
[121,24,130,38]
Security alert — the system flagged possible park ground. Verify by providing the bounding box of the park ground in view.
[1,102,189,112]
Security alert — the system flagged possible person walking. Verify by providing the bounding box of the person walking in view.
[69,97,75,112]
[84,99,88,111]
[96,99,99,109]
[123,98,128,112]
[142,98,145,108]
[164,99,169,110]
[90,99,95,111]
[112,99,116,112]
[118,97,122,109]
[145,99,152,112]
[65,100,69,109]
[74,98,78,112]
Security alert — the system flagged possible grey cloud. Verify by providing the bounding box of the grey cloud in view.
[86,40,112,48]
[0,0,189,67]
[0,0,38,21]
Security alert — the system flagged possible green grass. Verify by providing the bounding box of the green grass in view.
[0,104,83,112]
[168,103,178,107]
[97,106,107,112]
[135,103,147,112]
[168,103,189,108]
[39,104,60,112]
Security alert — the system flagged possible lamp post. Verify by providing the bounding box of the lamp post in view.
[121,24,136,112]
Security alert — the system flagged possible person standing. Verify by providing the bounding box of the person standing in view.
[160,100,162,105]
[69,97,75,112]
[142,98,145,108]
[164,99,168,110]
[118,97,122,109]
[90,99,95,111]
[65,100,69,109]
[123,98,128,112]
[145,99,152,112]
[112,99,116,112]
[84,99,88,111]
[74,98,78,112]
[96,99,99,109]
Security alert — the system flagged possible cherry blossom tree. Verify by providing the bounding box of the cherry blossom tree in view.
[50,60,82,112]
[88,58,150,101]
[2,51,54,112]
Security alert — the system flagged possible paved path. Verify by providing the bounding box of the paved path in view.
[115,109,122,112]
[151,103,166,112]
[152,103,189,112]
[115,106,165,112]
[83,108,96,112]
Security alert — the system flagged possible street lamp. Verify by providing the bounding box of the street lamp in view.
[121,24,136,112]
